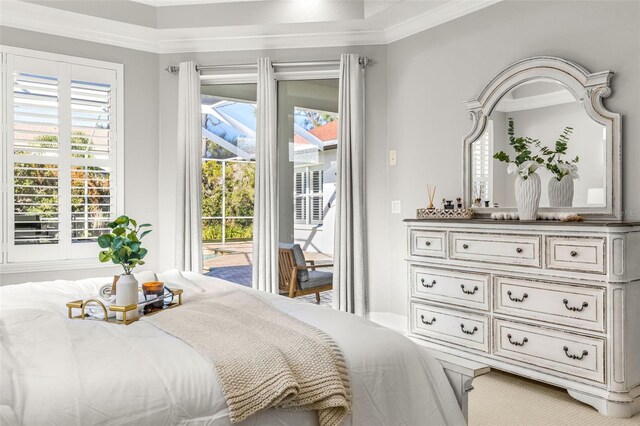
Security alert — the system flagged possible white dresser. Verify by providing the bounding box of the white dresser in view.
[405,219,640,418]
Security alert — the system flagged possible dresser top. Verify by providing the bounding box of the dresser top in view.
[403,218,640,227]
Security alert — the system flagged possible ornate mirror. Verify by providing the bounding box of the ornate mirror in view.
[463,57,621,218]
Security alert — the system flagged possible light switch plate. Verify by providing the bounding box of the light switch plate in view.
[389,149,397,166]
[391,200,401,214]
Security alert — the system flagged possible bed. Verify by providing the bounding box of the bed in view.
[0,270,466,425]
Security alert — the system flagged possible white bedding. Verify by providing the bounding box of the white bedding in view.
[0,270,465,426]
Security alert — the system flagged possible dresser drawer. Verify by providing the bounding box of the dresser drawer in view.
[546,236,606,274]
[410,230,446,258]
[410,302,489,352]
[450,232,541,267]
[411,265,489,311]
[494,319,605,383]
[494,276,605,332]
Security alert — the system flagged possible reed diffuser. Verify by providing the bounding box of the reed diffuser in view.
[426,185,437,209]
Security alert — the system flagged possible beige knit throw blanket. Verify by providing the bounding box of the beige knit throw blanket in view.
[144,290,351,426]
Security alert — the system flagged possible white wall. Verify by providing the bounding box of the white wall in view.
[379,0,640,316]
[0,26,160,284]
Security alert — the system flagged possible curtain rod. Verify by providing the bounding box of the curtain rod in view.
[164,57,371,74]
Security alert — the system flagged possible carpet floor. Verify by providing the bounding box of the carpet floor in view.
[469,371,640,425]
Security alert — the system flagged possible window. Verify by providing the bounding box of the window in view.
[471,122,492,203]
[1,47,123,267]
[294,167,324,225]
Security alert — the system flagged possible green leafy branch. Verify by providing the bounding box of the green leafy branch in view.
[97,215,152,275]
[535,126,579,180]
[493,118,545,178]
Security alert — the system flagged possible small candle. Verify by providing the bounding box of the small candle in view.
[142,281,165,309]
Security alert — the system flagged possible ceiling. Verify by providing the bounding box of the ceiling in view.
[0,0,501,53]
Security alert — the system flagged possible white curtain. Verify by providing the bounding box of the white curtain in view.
[333,54,367,316]
[175,60,203,272]
[252,58,279,293]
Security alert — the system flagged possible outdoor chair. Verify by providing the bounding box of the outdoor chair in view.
[278,243,333,303]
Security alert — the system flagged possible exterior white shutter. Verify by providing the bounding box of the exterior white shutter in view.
[309,169,324,224]
[294,171,307,224]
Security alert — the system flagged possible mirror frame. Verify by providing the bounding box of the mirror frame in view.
[462,56,621,219]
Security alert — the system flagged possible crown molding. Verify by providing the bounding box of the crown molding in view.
[0,0,160,52]
[157,29,386,54]
[385,0,503,43]
[0,0,502,54]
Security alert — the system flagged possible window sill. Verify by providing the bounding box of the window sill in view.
[294,225,324,231]
[0,258,118,275]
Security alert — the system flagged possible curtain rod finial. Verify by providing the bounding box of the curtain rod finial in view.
[359,57,371,69]
[165,65,180,74]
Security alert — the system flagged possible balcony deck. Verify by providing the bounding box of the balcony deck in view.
[203,242,333,307]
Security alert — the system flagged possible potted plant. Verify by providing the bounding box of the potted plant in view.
[536,126,578,207]
[493,118,545,220]
[97,215,152,320]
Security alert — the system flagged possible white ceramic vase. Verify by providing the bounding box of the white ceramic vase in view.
[115,273,139,321]
[548,175,574,207]
[514,173,541,221]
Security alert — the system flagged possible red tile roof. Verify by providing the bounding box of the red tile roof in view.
[308,120,338,142]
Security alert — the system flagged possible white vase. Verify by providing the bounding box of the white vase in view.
[514,173,541,221]
[548,175,574,207]
[115,274,139,321]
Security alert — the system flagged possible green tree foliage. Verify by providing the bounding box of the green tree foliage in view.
[201,159,255,242]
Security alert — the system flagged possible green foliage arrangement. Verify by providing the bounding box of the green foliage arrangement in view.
[535,126,579,181]
[97,216,152,275]
[493,118,545,179]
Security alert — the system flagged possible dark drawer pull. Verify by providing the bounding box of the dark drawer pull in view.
[420,315,436,325]
[421,278,436,288]
[425,241,431,247]
[507,290,528,303]
[516,247,523,254]
[460,324,478,335]
[563,346,588,360]
[461,284,479,295]
[462,244,469,250]
[563,299,588,312]
[570,250,578,257]
[507,334,528,346]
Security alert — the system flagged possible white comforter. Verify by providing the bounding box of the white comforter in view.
[0,270,464,426]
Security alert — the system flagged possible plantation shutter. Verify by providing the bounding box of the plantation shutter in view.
[472,129,491,202]
[294,170,307,224]
[8,55,64,262]
[69,64,117,259]
[5,51,121,263]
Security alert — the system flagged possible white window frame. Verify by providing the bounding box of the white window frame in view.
[0,46,124,274]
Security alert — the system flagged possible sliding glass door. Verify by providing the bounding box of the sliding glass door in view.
[277,79,339,304]
[200,84,256,285]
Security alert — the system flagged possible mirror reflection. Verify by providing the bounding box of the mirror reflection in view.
[470,78,606,209]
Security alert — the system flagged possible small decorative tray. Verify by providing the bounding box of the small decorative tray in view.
[416,208,474,219]
[66,288,183,325]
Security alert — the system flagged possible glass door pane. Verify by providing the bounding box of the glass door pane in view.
[201,84,256,286]
[277,79,339,306]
